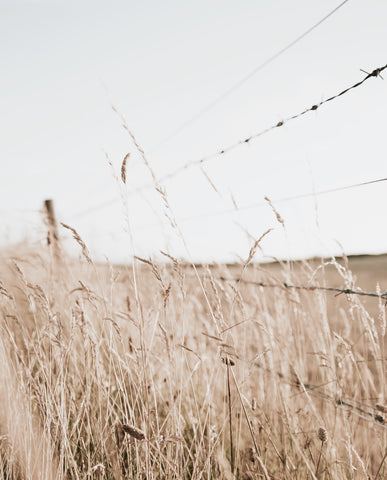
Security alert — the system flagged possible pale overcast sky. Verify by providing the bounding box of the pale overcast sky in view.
[1,0,386,263]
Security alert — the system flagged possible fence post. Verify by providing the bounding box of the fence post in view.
[44,199,60,253]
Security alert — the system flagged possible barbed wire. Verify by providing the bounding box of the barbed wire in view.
[217,275,387,301]
[150,0,351,151]
[158,64,387,184]
[71,63,387,220]
[253,361,387,430]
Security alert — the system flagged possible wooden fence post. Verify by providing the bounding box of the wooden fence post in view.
[44,199,59,252]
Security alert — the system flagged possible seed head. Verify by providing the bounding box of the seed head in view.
[318,427,328,443]
[122,424,145,440]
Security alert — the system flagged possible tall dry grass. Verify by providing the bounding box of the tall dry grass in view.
[0,235,386,479]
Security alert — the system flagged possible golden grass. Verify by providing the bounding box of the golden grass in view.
[0,239,386,479]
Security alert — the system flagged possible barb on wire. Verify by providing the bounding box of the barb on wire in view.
[217,275,387,301]
[360,68,384,80]
[158,64,387,184]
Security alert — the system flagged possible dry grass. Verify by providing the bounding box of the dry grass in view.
[0,237,386,479]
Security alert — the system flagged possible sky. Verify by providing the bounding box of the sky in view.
[1,0,387,263]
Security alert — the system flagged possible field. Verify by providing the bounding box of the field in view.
[0,241,387,479]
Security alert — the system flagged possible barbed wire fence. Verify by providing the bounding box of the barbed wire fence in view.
[70,62,387,220]
[1,56,387,239]
[5,62,385,279]
[1,62,386,259]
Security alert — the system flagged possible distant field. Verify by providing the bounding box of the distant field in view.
[0,244,386,479]
[266,253,387,289]
[256,253,387,318]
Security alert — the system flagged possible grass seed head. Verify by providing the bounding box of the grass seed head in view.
[318,427,328,443]
[122,424,146,441]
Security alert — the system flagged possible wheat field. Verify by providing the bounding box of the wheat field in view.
[0,235,386,480]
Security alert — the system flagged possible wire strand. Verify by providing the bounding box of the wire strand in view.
[151,0,351,150]
[217,275,387,301]
[176,176,387,224]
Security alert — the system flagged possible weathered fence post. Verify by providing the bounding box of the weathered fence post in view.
[44,199,58,242]
[44,199,60,259]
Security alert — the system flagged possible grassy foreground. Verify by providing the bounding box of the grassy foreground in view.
[0,242,386,479]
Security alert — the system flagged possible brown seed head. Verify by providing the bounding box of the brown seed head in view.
[61,223,92,264]
[121,153,130,184]
[318,427,328,443]
[221,356,235,366]
[122,424,145,440]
